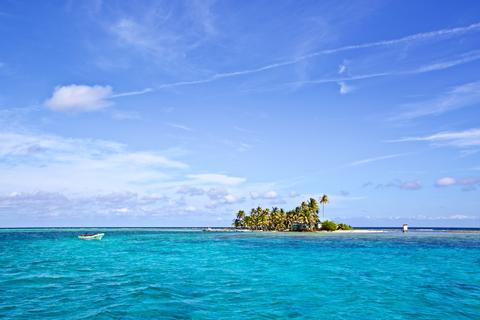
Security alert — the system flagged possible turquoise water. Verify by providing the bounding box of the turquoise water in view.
[0,229,479,319]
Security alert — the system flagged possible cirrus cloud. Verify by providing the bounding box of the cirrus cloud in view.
[187,173,246,185]
[391,128,480,148]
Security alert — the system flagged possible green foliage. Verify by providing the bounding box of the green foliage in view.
[321,220,338,231]
[319,194,329,219]
[320,195,329,205]
[337,223,353,230]
[232,196,352,232]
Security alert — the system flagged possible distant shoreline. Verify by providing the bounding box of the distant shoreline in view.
[1,226,479,229]
[2,227,479,233]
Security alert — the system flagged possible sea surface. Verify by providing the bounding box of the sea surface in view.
[0,228,479,319]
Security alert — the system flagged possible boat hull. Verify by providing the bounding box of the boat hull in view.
[78,233,104,240]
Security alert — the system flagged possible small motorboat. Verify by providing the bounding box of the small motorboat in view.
[78,233,104,240]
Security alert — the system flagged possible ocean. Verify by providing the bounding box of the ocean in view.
[0,228,479,319]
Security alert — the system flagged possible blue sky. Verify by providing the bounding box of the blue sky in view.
[1,0,479,227]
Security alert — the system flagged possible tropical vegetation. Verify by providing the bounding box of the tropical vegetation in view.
[319,194,329,220]
[232,197,353,232]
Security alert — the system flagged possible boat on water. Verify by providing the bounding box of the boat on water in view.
[78,233,104,240]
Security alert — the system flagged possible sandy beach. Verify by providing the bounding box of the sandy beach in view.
[320,229,385,233]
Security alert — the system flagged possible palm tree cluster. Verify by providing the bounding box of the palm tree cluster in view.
[233,197,321,231]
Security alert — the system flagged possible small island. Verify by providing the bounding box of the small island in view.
[232,196,353,232]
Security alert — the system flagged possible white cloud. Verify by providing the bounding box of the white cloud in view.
[250,190,278,200]
[203,190,245,208]
[0,131,188,194]
[187,173,246,185]
[206,187,228,200]
[435,177,457,187]
[223,194,244,204]
[399,180,422,190]
[110,88,153,98]
[392,128,480,148]
[338,81,353,95]
[376,180,422,190]
[0,190,197,222]
[406,50,480,74]
[45,85,152,112]
[286,51,480,89]
[263,190,278,199]
[177,186,205,196]
[111,110,142,121]
[108,1,216,63]
[45,85,113,111]
[345,153,407,167]
[321,22,480,54]
[166,123,194,132]
[111,18,161,56]
[392,81,480,120]
[152,23,480,90]
[435,176,480,189]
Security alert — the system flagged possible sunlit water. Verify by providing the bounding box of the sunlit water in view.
[0,229,479,319]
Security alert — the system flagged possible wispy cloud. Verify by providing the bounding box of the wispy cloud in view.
[187,173,246,185]
[392,128,480,148]
[0,130,278,222]
[110,88,153,98]
[151,22,480,90]
[0,190,207,223]
[0,131,188,193]
[111,110,142,121]
[165,123,194,132]
[318,22,480,54]
[391,81,480,121]
[108,1,217,63]
[375,180,423,190]
[405,50,480,74]
[345,153,407,167]
[286,50,480,88]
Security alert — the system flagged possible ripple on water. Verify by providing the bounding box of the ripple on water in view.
[0,230,479,319]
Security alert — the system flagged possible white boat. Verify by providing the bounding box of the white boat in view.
[78,233,104,240]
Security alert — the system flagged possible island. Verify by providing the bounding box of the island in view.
[232,196,353,232]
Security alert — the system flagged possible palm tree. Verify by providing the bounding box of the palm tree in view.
[270,207,279,230]
[308,198,320,228]
[244,215,252,228]
[233,210,246,228]
[259,208,270,230]
[319,194,329,220]
[236,210,245,220]
[307,198,319,214]
[286,210,297,230]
